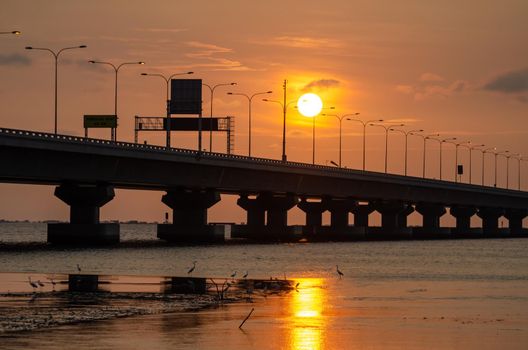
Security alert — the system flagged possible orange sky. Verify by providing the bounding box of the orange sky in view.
[1,0,527,224]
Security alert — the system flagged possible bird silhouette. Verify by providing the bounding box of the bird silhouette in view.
[336,265,344,279]
[37,280,45,289]
[243,271,248,279]
[187,261,197,275]
[76,264,81,272]
[230,271,237,278]
[28,277,38,292]
[49,278,57,291]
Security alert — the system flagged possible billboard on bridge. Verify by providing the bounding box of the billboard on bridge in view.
[170,79,202,115]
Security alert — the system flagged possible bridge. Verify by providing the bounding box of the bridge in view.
[1,127,527,244]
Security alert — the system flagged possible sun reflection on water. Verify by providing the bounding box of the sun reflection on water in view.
[289,278,326,350]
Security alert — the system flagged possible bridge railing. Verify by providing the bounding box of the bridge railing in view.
[0,126,363,174]
[0,127,519,193]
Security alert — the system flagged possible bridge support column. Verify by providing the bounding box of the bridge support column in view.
[477,207,506,237]
[157,188,222,242]
[297,198,325,237]
[414,203,449,238]
[352,204,375,228]
[371,201,412,239]
[450,206,479,237]
[48,184,119,245]
[234,193,299,240]
[504,209,528,237]
[323,198,365,240]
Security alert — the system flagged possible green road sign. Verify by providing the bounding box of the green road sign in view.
[84,115,117,128]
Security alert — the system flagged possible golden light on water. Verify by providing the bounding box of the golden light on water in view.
[289,278,326,350]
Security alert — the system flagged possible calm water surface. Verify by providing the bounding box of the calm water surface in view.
[1,223,527,349]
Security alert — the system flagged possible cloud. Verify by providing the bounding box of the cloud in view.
[483,68,528,93]
[396,73,468,100]
[0,54,30,66]
[302,79,340,92]
[257,36,344,49]
[185,41,232,57]
[419,72,444,82]
[140,28,188,34]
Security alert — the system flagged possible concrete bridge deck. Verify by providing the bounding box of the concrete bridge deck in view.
[1,127,527,244]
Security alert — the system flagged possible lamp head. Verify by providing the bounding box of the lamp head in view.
[79,45,87,48]
[25,46,33,50]
[227,92,233,95]
[138,61,145,65]
[140,73,148,76]
[88,60,96,64]
[266,90,273,93]
[13,31,21,35]
[230,82,237,85]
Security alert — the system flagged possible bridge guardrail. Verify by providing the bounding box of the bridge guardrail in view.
[0,127,523,195]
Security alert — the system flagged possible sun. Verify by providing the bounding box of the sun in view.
[297,93,323,117]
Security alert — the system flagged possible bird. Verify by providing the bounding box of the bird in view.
[230,271,237,278]
[187,261,197,275]
[336,265,344,279]
[243,271,248,279]
[76,264,81,272]
[295,282,300,289]
[48,278,57,291]
[28,277,38,292]
[37,280,45,289]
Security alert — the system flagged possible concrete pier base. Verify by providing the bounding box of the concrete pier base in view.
[236,192,299,241]
[47,183,118,245]
[505,208,528,237]
[414,203,449,239]
[477,207,506,237]
[450,206,479,237]
[297,198,325,238]
[157,188,221,243]
[371,201,413,239]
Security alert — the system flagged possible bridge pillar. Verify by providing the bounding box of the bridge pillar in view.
[371,201,412,239]
[234,193,300,240]
[263,192,299,232]
[477,207,506,237]
[157,188,223,242]
[414,203,450,238]
[297,198,325,236]
[450,206,479,237]
[322,198,365,240]
[504,208,528,237]
[48,183,119,245]
[351,204,375,228]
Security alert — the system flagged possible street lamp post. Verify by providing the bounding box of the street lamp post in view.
[263,98,297,162]
[389,128,423,176]
[412,133,439,178]
[481,147,496,186]
[202,82,236,152]
[370,123,404,173]
[322,112,359,167]
[227,90,272,157]
[89,60,145,141]
[447,140,469,182]
[310,107,335,165]
[494,150,509,188]
[346,118,384,171]
[26,45,87,134]
[140,71,194,147]
[459,143,485,184]
[438,137,457,180]
[505,153,519,189]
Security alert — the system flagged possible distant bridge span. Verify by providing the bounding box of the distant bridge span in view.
[1,127,527,244]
